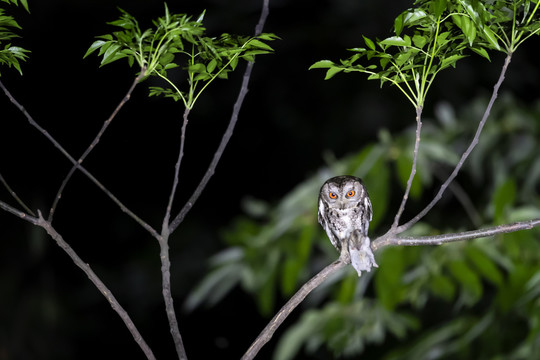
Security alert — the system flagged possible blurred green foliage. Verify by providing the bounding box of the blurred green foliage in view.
[187,93,540,358]
[184,0,540,358]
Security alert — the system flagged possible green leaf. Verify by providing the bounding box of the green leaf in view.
[100,43,122,66]
[336,274,357,303]
[480,25,501,51]
[324,66,343,80]
[470,46,491,60]
[183,263,243,311]
[453,14,476,45]
[188,62,206,74]
[412,34,427,48]
[492,179,516,223]
[379,36,410,47]
[429,274,456,300]
[465,245,504,287]
[396,153,422,199]
[448,260,483,301]
[440,54,466,70]
[309,60,335,69]
[375,248,407,310]
[431,0,447,18]
[206,58,217,73]
[247,38,274,51]
[83,40,107,59]
[363,36,375,50]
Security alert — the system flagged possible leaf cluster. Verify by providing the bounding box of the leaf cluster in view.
[84,4,277,109]
[310,0,540,107]
[0,0,29,76]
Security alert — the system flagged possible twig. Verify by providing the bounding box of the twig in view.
[391,105,423,229]
[242,217,540,359]
[168,0,270,234]
[396,53,513,233]
[0,172,35,216]
[0,201,156,360]
[0,199,38,222]
[372,218,540,250]
[49,68,146,222]
[0,79,159,239]
[241,260,347,360]
[163,107,190,231]
[36,212,157,360]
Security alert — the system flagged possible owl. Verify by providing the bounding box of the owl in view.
[318,175,378,276]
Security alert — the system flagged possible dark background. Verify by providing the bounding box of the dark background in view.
[1,0,538,359]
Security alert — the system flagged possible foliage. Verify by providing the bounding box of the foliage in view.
[0,0,29,76]
[309,0,540,108]
[84,4,277,109]
[188,92,540,358]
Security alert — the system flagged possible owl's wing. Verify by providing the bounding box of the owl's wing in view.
[364,194,373,222]
[318,198,342,251]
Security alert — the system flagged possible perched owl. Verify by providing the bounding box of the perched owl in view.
[318,175,378,276]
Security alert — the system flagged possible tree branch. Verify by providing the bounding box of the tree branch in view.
[36,212,157,360]
[241,260,347,360]
[372,218,540,250]
[0,199,38,223]
[242,217,540,359]
[396,53,513,233]
[158,236,187,360]
[0,79,160,239]
[163,107,190,232]
[0,202,156,359]
[391,105,423,229]
[168,0,270,234]
[49,68,146,222]
[0,172,35,216]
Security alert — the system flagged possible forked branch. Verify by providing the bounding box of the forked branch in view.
[0,79,159,239]
[242,218,540,360]
[0,200,156,360]
[49,68,147,222]
[396,52,513,234]
[168,0,270,234]
[391,105,423,230]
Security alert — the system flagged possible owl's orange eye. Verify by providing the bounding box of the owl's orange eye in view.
[346,190,355,197]
[329,192,337,199]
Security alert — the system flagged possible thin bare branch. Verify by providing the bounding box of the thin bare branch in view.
[396,53,513,233]
[0,199,38,223]
[168,0,270,234]
[372,218,540,250]
[0,79,160,239]
[243,217,540,359]
[163,107,190,232]
[158,106,190,360]
[242,260,347,360]
[49,68,146,222]
[391,105,423,229]
[0,172,36,216]
[0,203,156,359]
[35,211,156,360]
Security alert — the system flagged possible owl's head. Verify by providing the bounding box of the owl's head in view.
[319,175,371,211]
